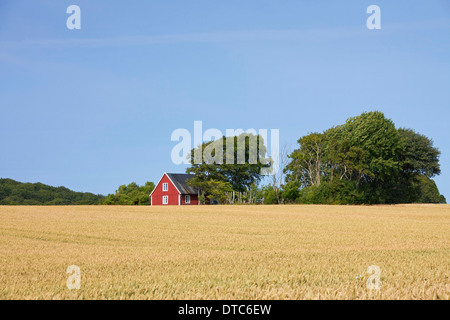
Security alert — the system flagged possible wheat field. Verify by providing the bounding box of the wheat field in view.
[0,204,448,300]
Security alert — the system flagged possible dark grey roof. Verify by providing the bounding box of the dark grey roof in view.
[166,173,198,195]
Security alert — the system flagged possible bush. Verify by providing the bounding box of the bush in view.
[103,181,155,205]
[297,180,363,204]
[262,186,278,204]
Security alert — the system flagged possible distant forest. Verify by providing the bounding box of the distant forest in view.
[0,179,104,205]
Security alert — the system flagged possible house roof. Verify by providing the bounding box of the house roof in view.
[166,173,198,195]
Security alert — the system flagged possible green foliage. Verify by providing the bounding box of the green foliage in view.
[285,111,445,204]
[187,177,233,204]
[281,181,301,202]
[248,183,265,203]
[198,193,206,205]
[186,132,271,204]
[186,133,271,193]
[412,175,446,204]
[297,180,363,205]
[104,181,155,205]
[261,186,278,204]
[398,128,440,177]
[0,179,104,205]
[205,179,234,204]
[285,132,326,187]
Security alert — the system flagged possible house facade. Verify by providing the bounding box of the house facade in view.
[150,173,199,205]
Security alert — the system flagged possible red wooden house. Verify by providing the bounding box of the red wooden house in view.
[150,173,199,206]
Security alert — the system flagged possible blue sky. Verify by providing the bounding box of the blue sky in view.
[1,0,449,197]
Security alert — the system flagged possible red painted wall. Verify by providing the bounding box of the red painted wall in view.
[151,174,180,205]
[180,194,199,205]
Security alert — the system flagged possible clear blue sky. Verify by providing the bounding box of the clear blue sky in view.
[1,0,449,197]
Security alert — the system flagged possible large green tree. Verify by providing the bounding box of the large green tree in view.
[285,133,326,188]
[186,133,271,195]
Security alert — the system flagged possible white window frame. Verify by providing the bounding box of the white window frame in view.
[185,195,190,204]
[162,195,168,205]
[162,183,168,192]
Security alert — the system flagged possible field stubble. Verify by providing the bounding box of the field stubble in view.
[0,204,448,299]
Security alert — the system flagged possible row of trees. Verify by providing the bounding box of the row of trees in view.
[1,112,445,206]
[0,179,104,205]
[186,112,446,204]
[0,178,155,206]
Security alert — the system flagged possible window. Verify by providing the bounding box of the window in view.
[162,183,168,192]
[162,195,168,204]
[185,195,190,204]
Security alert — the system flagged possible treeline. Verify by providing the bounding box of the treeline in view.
[0,179,104,205]
[0,179,156,206]
[186,111,446,205]
[0,111,446,206]
[103,182,155,205]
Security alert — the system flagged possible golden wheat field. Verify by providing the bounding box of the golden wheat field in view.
[0,204,449,300]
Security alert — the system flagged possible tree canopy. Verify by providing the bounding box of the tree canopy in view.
[186,132,271,203]
[284,111,445,204]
